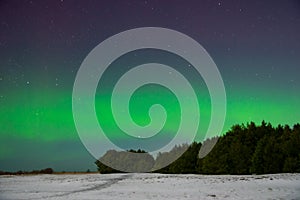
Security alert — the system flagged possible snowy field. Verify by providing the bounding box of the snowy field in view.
[1,173,300,200]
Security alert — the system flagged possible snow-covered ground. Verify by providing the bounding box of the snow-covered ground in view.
[1,173,300,200]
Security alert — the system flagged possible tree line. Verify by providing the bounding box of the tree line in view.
[0,168,54,175]
[96,121,300,174]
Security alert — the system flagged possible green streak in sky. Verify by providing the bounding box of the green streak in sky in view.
[1,84,299,148]
[0,89,76,141]
[0,49,299,153]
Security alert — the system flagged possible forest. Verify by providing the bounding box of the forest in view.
[96,121,300,174]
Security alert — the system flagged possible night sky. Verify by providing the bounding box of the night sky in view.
[0,0,300,171]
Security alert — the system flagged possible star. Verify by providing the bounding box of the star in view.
[268,74,272,78]
[55,78,59,86]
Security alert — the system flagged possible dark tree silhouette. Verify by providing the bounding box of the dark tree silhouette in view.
[95,122,300,174]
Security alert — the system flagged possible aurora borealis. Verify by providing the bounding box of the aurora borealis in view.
[1,0,300,171]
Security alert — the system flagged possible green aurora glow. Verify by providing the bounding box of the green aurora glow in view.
[1,1,300,171]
